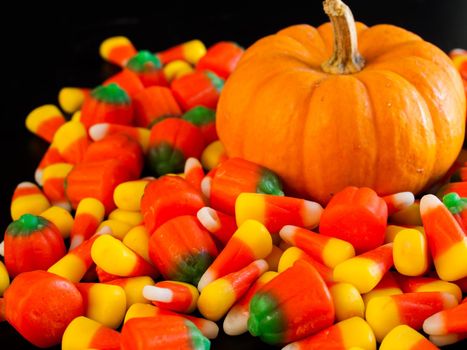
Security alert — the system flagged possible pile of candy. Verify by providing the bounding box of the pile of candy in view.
[0,38,466,350]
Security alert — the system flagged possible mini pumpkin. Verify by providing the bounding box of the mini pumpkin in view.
[217,0,466,204]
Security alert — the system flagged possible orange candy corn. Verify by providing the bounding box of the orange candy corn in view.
[382,192,415,216]
[141,176,205,234]
[420,194,467,281]
[62,316,121,350]
[58,87,91,114]
[197,259,268,321]
[42,162,73,210]
[197,220,272,291]
[70,198,105,250]
[143,281,199,314]
[121,315,210,350]
[10,181,50,220]
[157,39,207,65]
[236,193,323,233]
[333,243,394,293]
[366,292,458,342]
[100,36,137,67]
[89,123,150,153]
[279,225,355,268]
[423,299,467,336]
[133,86,182,127]
[223,271,278,336]
[320,186,388,253]
[282,317,376,350]
[52,121,89,164]
[197,207,237,246]
[26,105,66,143]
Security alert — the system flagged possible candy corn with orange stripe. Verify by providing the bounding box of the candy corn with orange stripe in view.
[143,281,199,314]
[26,105,66,142]
[100,36,137,67]
[62,316,121,350]
[70,198,105,250]
[10,182,50,220]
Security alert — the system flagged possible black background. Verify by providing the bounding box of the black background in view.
[1,0,466,348]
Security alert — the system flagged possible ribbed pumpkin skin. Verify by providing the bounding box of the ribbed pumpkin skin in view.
[217,23,466,204]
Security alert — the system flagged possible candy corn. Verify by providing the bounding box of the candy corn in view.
[329,282,365,321]
[126,50,167,87]
[52,121,89,164]
[40,205,74,239]
[279,225,354,268]
[379,325,438,350]
[163,60,194,82]
[133,86,181,127]
[106,276,155,309]
[423,299,467,335]
[197,41,244,79]
[248,259,334,344]
[198,259,268,321]
[75,283,127,329]
[35,145,64,186]
[70,197,105,250]
[201,140,227,170]
[121,315,210,350]
[209,158,284,215]
[58,87,90,114]
[333,243,393,293]
[91,234,156,278]
[113,179,150,212]
[197,207,237,246]
[282,317,376,350]
[197,220,272,291]
[366,292,458,341]
[320,186,388,253]
[89,123,150,153]
[143,281,199,314]
[42,162,73,210]
[25,104,66,142]
[97,219,133,240]
[236,194,323,233]
[420,194,467,281]
[184,157,205,192]
[397,276,462,302]
[171,70,224,111]
[382,192,415,216]
[157,39,207,65]
[121,225,150,263]
[10,181,50,220]
[100,36,137,66]
[393,228,430,276]
[223,271,278,336]
[62,316,121,350]
[149,215,218,285]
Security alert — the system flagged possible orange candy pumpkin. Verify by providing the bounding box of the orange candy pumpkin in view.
[217,0,466,204]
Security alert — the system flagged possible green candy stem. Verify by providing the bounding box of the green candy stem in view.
[91,83,130,104]
[147,142,185,176]
[182,106,216,126]
[205,71,224,93]
[185,320,211,350]
[126,50,162,72]
[170,251,215,286]
[248,292,284,344]
[257,169,284,196]
[443,192,467,215]
[7,214,48,236]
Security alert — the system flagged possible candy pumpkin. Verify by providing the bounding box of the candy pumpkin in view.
[217,0,466,204]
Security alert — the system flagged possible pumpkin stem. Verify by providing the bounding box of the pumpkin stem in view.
[321,0,364,74]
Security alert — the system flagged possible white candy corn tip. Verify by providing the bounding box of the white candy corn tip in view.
[18,181,36,188]
[200,320,220,339]
[223,306,248,336]
[281,343,299,350]
[0,241,4,256]
[302,200,323,229]
[201,177,212,199]
[142,285,173,302]
[185,157,202,173]
[197,270,215,292]
[35,169,44,186]
[279,225,297,244]
[253,259,269,274]
[423,312,446,335]
[69,236,84,251]
[392,192,415,209]
[88,123,109,141]
[429,334,462,346]
[197,207,220,232]
[54,200,72,212]
[96,225,112,236]
[420,194,442,216]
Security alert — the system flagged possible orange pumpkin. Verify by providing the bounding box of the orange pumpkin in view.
[217,0,466,204]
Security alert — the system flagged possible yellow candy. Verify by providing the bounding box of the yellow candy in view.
[58,87,88,114]
[163,60,194,82]
[113,180,150,211]
[198,278,236,321]
[278,246,306,273]
[412,280,462,303]
[81,283,127,329]
[25,104,64,139]
[100,36,133,61]
[97,219,133,240]
[113,276,155,309]
[48,254,87,283]
[91,235,139,276]
[339,317,376,350]
[362,287,403,308]
[124,303,157,324]
[11,182,51,220]
[393,228,429,276]
[71,110,81,122]
[122,225,151,263]
[109,208,143,226]
[40,206,74,239]
[233,220,272,259]
[389,203,422,226]
[380,325,432,350]
[201,140,226,170]
[52,121,87,155]
[62,316,103,350]
[329,282,365,321]
[0,260,10,296]
[182,40,207,64]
